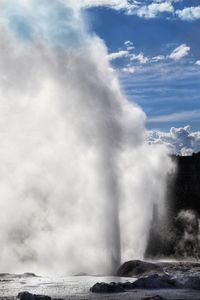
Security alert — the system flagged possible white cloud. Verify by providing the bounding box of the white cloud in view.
[124,40,133,46]
[148,110,200,123]
[169,44,190,61]
[180,147,194,156]
[152,55,165,62]
[80,0,174,18]
[79,0,134,11]
[108,44,149,65]
[127,46,135,51]
[176,6,200,21]
[147,126,200,156]
[79,0,200,22]
[109,40,194,72]
[109,41,193,73]
[130,53,149,64]
[122,66,135,73]
[108,50,129,60]
[124,40,135,50]
[137,2,174,19]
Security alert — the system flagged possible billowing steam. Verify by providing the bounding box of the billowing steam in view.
[0,0,172,275]
[175,210,200,259]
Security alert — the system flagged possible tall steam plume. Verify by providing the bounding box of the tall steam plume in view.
[0,0,172,275]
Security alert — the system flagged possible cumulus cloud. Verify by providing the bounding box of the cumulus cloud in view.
[195,60,200,66]
[79,0,200,21]
[147,126,200,156]
[169,44,190,61]
[137,2,174,19]
[176,6,200,21]
[80,0,174,18]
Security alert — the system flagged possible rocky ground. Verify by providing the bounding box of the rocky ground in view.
[1,261,200,300]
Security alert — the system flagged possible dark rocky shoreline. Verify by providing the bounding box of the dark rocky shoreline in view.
[90,260,200,296]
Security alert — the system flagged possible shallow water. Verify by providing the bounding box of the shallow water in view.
[0,274,134,298]
[1,272,200,300]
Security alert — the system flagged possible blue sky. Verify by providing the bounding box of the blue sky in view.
[84,0,200,131]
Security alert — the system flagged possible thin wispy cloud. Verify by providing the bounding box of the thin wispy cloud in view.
[109,42,192,74]
[122,66,135,73]
[124,40,134,47]
[109,50,129,60]
[148,110,200,123]
[124,40,135,50]
[108,44,149,66]
[152,55,165,62]
[169,44,190,61]
[130,53,149,64]
[79,0,134,11]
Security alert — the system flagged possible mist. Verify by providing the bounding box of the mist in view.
[175,210,200,259]
[0,0,172,275]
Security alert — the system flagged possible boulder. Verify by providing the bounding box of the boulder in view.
[90,282,125,293]
[17,292,51,300]
[17,292,35,300]
[136,273,200,290]
[132,274,177,289]
[177,276,200,290]
[117,260,163,277]
[17,273,37,279]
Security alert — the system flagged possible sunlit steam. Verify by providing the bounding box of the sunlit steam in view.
[0,0,172,275]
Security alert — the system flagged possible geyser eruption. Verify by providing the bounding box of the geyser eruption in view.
[0,0,172,275]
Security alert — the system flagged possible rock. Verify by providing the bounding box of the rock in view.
[158,261,200,276]
[132,274,177,289]
[17,292,51,300]
[90,272,200,295]
[22,273,37,277]
[141,296,165,300]
[177,276,200,290]
[134,273,200,290]
[0,273,10,277]
[90,282,125,293]
[117,260,163,277]
[17,292,35,300]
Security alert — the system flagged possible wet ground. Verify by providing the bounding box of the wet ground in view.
[1,262,200,300]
